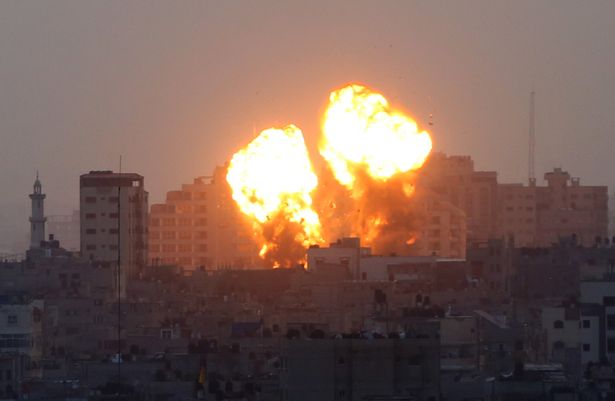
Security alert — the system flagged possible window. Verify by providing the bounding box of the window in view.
[85,196,97,203]
[162,231,176,240]
[583,320,591,329]
[608,338,615,353]
[150,244,160,253]
[86,244,96,250]
[197,244,208,253]
[607,315,615,330]
[109,213,119,219]
[583,344,591,352]
[150,231,160,240]
[162,244,176,253]
[85,213,96,219]
[86,229,96,235]
[197,231,208,240]
[178,231,191,240]
[553,320,564,329]
[163,218,176,227]
[178,244,192,253]
[108,196,119,203]
[151,218,160,227]
[7,315,17,325]
[195,218,207,226]
[178,218,192,226]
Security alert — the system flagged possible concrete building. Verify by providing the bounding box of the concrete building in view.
[280,335,441,401]
[420,154,608,248]
[415,193,467,259]
[28,173,46,250]
[0,300,44,361]
[149,165,256,270]
[498,168,607,247]
[80,171,148,277]
[46,210,80,252]
[419,153,498,244]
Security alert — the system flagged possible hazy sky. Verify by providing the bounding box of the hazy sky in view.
[1,1,614,251]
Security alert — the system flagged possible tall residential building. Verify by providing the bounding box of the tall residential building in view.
[29,174,46,249]
[47,210,80,251]
[498,168,608,247]
[419,152,498,244]
[420,153,608,248]
[80,171,148,277]
[149,165,257,270]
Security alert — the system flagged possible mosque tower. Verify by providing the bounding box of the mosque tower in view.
[29,172,46,249]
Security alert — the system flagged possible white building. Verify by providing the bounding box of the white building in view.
[0,300,44,361]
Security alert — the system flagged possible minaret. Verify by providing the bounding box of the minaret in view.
[29,172,46,249]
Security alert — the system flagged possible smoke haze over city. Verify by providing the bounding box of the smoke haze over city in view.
[1,1,615,252]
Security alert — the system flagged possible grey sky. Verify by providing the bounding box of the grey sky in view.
[1,1,614,252]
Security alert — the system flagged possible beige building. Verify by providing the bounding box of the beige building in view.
[80,171,148,277]
[421,153,608,248]
[149,165,257,270]
[498,168,608,247]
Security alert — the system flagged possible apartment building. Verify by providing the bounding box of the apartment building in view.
[80,171,148,277]
[149,165,257,270]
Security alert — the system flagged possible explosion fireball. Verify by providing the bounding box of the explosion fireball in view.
[317,84,433,254]
[320,84,432,193]
[226,125,323,267]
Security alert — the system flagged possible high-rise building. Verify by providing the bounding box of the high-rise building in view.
[498,168,608,247]
[149,165,257,270]
[79,171,148,277]
[420,153,608,248]
[29,174,46,250]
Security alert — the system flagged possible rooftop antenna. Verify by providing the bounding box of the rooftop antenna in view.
[529,91,536,185]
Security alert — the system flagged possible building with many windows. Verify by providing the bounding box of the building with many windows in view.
[420,153,608,248]
[149,165,257,270]
[80,171,148,278]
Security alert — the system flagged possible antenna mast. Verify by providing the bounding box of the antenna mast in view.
[529,91,536,184]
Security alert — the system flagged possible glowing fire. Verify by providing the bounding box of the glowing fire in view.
[226,125,323,266]
[320,84,432,192]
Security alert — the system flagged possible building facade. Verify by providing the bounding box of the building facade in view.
[149,165,256,270]
[80,171,148,277]
[420,153,608,248]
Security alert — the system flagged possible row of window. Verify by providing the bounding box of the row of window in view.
[151,218,208,227]
[86,228,119,235]
[150,231,208,240]
[150,244,208,253]
[85,212,119,219]
[553,315,615,330]
[84,196,120,203]
[85,244,118,251]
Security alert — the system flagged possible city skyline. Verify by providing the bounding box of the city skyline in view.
[2,1,615,251]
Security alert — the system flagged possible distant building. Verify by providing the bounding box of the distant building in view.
[80,171,148,277]
[421,153,608,248]
[28,173,46,250]
[149,165,256,270]
[415,193,467,258]
[280,335,441,401]
[0,300,44,361]
[420,153,498,245]
[498,168,608,247]
[47,210,80,251]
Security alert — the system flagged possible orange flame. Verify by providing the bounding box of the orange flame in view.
[320,84,432,192]
[226,125,323,266]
